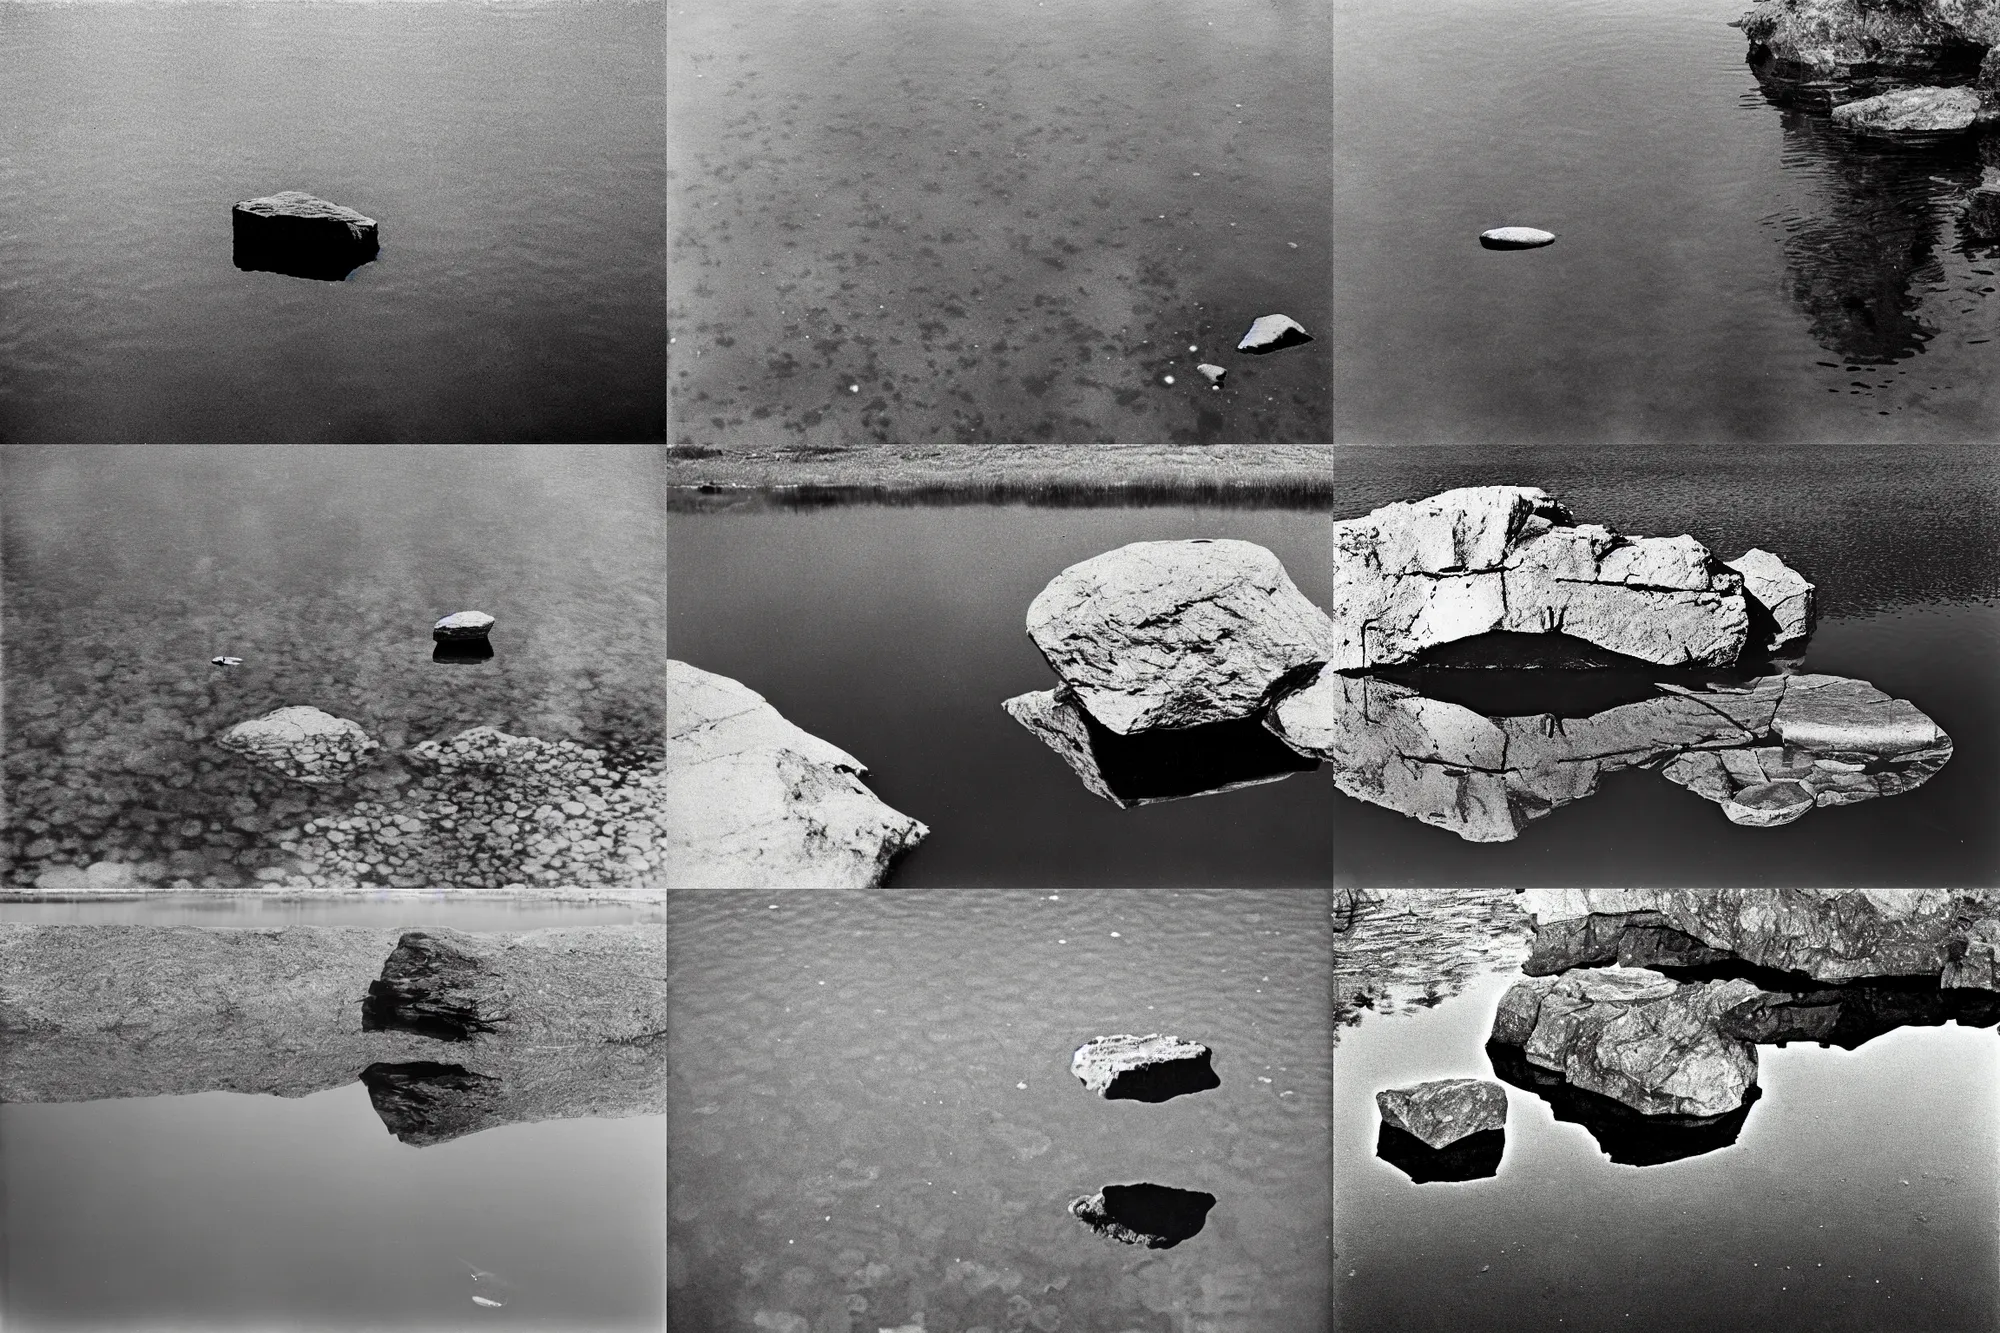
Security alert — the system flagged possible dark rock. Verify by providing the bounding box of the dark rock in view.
[363,929,513,1041]
[1487,1041,1759,1166]
[1068,1183,1216,1248]
[1070,1033,1219,1102]
[231,191,380,281]
[1375,1077,1508,1148]
[1717,979,2000,1048]
[359,1062,505,1147]
[1524,911,1736,976]
[1963,184,2000,242]
[1375,1123,1506,1182]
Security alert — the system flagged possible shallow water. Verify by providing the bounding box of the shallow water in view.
[667,889,1333,1332]
[0,1,664,443]
[1332,898,2000,1332]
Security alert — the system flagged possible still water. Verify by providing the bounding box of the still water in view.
[0,2,664,443]
[667,889,1333,1332]
[1332,895,2000,1332]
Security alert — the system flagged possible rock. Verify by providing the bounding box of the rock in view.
[1718,981,2000,1047]
[1831,85,1983,133]
[1375,1124,1506,1182]
[432,611,496,641]
[1068,1183,1216,1248]
[1196,362,1227,385]
[1772,673,1952,753]
[1724,549,1816,654]
[1944,916,2000,991]
[1489,966,1766,1117]
[1024,539,1335,734]
[217,705,380,786]
[1323,487,1751,671]
[665,660,927,888]
[1375,1078,1507,1148]
[1235,314,1312,354]
[1963,184,2000,242]
[231,191,380,281]
[32,864,90,893]
[1736,0,1998,92]
[1071,1033,1220,1102]
[1479,226,1557,249]
[1002,686,1317,808]
[363,929,515,1040]
[1524,910,1736,976]
[211,656,244,666]
[1486,1041,1759,1166]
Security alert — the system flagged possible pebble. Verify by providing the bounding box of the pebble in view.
[1479,226,1557,250]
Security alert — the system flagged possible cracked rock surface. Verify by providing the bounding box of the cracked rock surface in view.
[216,705,381,786]
[666,660,927,888]
[1375,1077,1508,1149]
[1025,538,1335,734]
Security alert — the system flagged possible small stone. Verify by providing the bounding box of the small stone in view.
[1479,226,1557,249]
[1235,313,1312,354]
[1071,1034,1219,1102]
[1376,1079,1508,1149]
[211,656,244,666]
[432,611,496,641]
[1196,363,1226,385]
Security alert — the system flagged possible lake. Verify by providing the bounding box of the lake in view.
[0,1,664,443]
[666,888,1333,1332]
[1333,892,2000,1333]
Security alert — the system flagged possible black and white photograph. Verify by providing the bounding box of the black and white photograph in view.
[5,0,2000,1328]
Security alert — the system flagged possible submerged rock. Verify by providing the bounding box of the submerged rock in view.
[231,191,380,281]
[217,705,379,786]
[1375,1077,1508,1148]
[1479,226,1557,249]
[432,611,496,641]
[1025,539,1335,734]
[1963,183,2000,241]
[1831,85,1984,133]
[1071,1033,1220,1102]
[1068,1183,1216,1248]
[1489,966,1766,1117]
[1235,313,1313,354]
[1323,487,1753,671]
[665,660,927,888]
[1375,1124,1506,1182]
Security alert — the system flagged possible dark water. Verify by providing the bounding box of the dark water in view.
[1,444,667,892]
[1332,895,2000,1332]
[668,0,1333,452]
[668,452,1999,884]
[1335,0,2000,445]
[667,889,1332,1332]
[0,2,664,443]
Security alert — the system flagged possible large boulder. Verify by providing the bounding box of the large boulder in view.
[1324,487,1752,671]
[1024,539,1335,734]
[1070,1033,1220,1102]
[1831,85,1985,133]
[1068,1184,1216,1248]
[1489,967,1766,1117]
[231,191,380,281]
[1736,0,1996,90]
[1375,1078,1508,1148]
[665,661,927,888]
[217,705,379,785]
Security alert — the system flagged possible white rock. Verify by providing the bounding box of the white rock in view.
[1025,539,1336,734]
[1196,363,1226,385]
[1831,86,1981,135]
[433,610,496,639]
[1235,313,1311,353]
[1724,548,1816,654]
[1480,226,1557,248]
[217,706,380,786]
[666,661,927,888]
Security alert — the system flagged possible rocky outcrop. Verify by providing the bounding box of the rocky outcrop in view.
[1068,1184,1216,1248]
[231,191,380,281]
[1070,1033,1220,1102]
[1725,549,1816,653]
[665,660,926,888]
[1323,488,1759,671]
[432,611,495,641]
[1024,540,1335,734]
[1479,226,1557,249]
[1002,686,1317,807]
[217,705,380,786]
[1831,85,1986,132]
[1235,314,1312,353]
[1375,1078,1508,1148]
[1736,0,1997,94]
[1517,889,2000,985]
[1489,967,1767,1117]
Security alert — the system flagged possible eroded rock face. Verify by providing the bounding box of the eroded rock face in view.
[1832,85,1985,133]
[1024,539,1335,734]
[665,660,926,888]
[231,191,380,281]
[1324,488,1752,671]
[1068,1183,1216,1248]
[217,705,379,786]
[1375,1078,1507,1148]
[1070,1033,1220,1102]
[1490,967,1765,1117]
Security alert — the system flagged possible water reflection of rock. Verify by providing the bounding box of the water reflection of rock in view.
[1374,1123,1506,1182]
[1333,890,1533,1039]
[0,923,664,1145]
[1068,1183,1217,1249]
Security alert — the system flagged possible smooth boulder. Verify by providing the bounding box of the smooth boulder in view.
[1375,1078,1508,1149]
[1025,539,1335,734]
[432,611,496,641]
[1324,487,1752,671]
[1831,86,1983,134]
[217,705,379,786]
[232,191,380,281]
[1235,314,1312,354]
[1070,1033,1219,1102]
[1479,226,1556,249]
[665,660,927,888]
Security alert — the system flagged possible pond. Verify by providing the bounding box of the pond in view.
[1332,893,2000,1333]
[666,888,1333,1333]
[0,1,663,443]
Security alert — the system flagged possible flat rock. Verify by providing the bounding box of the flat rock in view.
[1479,226,1557,249]
[217,705,379,786]
[1235,313,1312,354]
[1831,85,1983,133]
[1324,487,1752,671]
[1724,549,1816,654]
[1070,1033,1219,1102]
[665,660,927,888]
[1025,539,1335,734]
[432,611,495,640]
[1490,967,1766,1117]
[232,191,380,280]
[1375,1078,1508,1148]
[1196,362,1227,385]
[1068,1183,1216,1248]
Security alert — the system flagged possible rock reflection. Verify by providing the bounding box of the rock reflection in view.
[1374,1124,1505,1183]
[1333,890,1534,1038]
[1486,1043,1760,1167]
[1067,1183,1216,1249]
